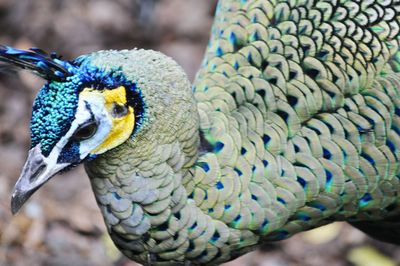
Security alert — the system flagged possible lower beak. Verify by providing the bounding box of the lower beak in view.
[11,144,67,214]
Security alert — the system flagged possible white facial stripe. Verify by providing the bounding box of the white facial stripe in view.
[76,94,112,159]
[43,92,113,167]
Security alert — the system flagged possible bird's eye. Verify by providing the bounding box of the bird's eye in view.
[112,103,128,118]
[72,121,98,140]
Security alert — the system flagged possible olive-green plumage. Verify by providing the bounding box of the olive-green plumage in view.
[7,0,400,265]
[84,0,400,264]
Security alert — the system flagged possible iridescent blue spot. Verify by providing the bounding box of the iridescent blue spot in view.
[216,181,224,190]
[214,141,224,153]
[296,213,311,221]
[297,177,307,188]
[229,32,237,45]
[189,222,197,230]
[309,126,321,135]
[157,222,168,231]
[262,134,271,145]
[294,144,300,152]
[211,231,220,242]
[216,46,223,57]
[277,197,286,205]
[365,117,375,126]
[208,208,214,213]
[299,25,307,34]
[224,204,231,210]
[250,31,259,42]
[234,167,243,176]
[262,160,269,167]
[277,110,289,121]
[310,202,326,211]
[261,219,269,227]
[387,140,396,152]
[247,53,253,62]
[325,122,334,133]
[267,230,289,240]
[241,147,246,155]
[252,165,256,172]
[323,148,332,159]
[112,192,121,200]
[362,152,375,165]
[287,95,298,106]
[395,107,400,116]
[234,215,242,222]
[393,126,400,136]
[204,192,208,200]
[188,192,194,199]
[174,212,181,220]
[359,193,372,207]
[325,169,333,190]
[343,150,348,162]
[251,194,258,200]
[198,162,210,172]
[256,89,266,97]
[233,61,239,70]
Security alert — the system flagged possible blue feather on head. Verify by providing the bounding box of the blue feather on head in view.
[0,46,142,156]
[30,62,139,156]
[0,45,75,81]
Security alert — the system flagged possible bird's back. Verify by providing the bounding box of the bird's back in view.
[191,0,400,243]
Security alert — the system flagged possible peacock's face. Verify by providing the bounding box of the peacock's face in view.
[10,56,145,214]
[1,46,194,214]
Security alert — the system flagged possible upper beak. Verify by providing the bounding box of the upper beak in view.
[11,144,67,214]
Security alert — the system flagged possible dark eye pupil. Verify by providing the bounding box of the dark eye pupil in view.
[73,121,97,140]
[113,103,128,117]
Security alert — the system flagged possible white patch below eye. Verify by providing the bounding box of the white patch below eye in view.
[75,94,113,159]
[47,93,113,164]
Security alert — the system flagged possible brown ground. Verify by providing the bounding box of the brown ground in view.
[0,1,399,265]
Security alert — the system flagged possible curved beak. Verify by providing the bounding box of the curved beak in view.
[11,144,68,214]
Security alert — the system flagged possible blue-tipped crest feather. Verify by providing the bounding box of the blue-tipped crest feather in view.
[0,45,74,81]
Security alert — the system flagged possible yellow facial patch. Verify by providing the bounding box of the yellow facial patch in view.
[81,86,135,154]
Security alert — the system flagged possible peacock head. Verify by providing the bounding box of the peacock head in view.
[0,46,195,214]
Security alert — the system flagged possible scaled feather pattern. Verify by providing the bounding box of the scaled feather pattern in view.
[3,0,400,265]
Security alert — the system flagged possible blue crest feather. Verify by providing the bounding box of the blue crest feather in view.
[0,45,75,81]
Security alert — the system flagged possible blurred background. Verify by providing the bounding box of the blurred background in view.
[0,1,399,265]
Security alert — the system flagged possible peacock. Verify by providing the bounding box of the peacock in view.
[1,0,400,264]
